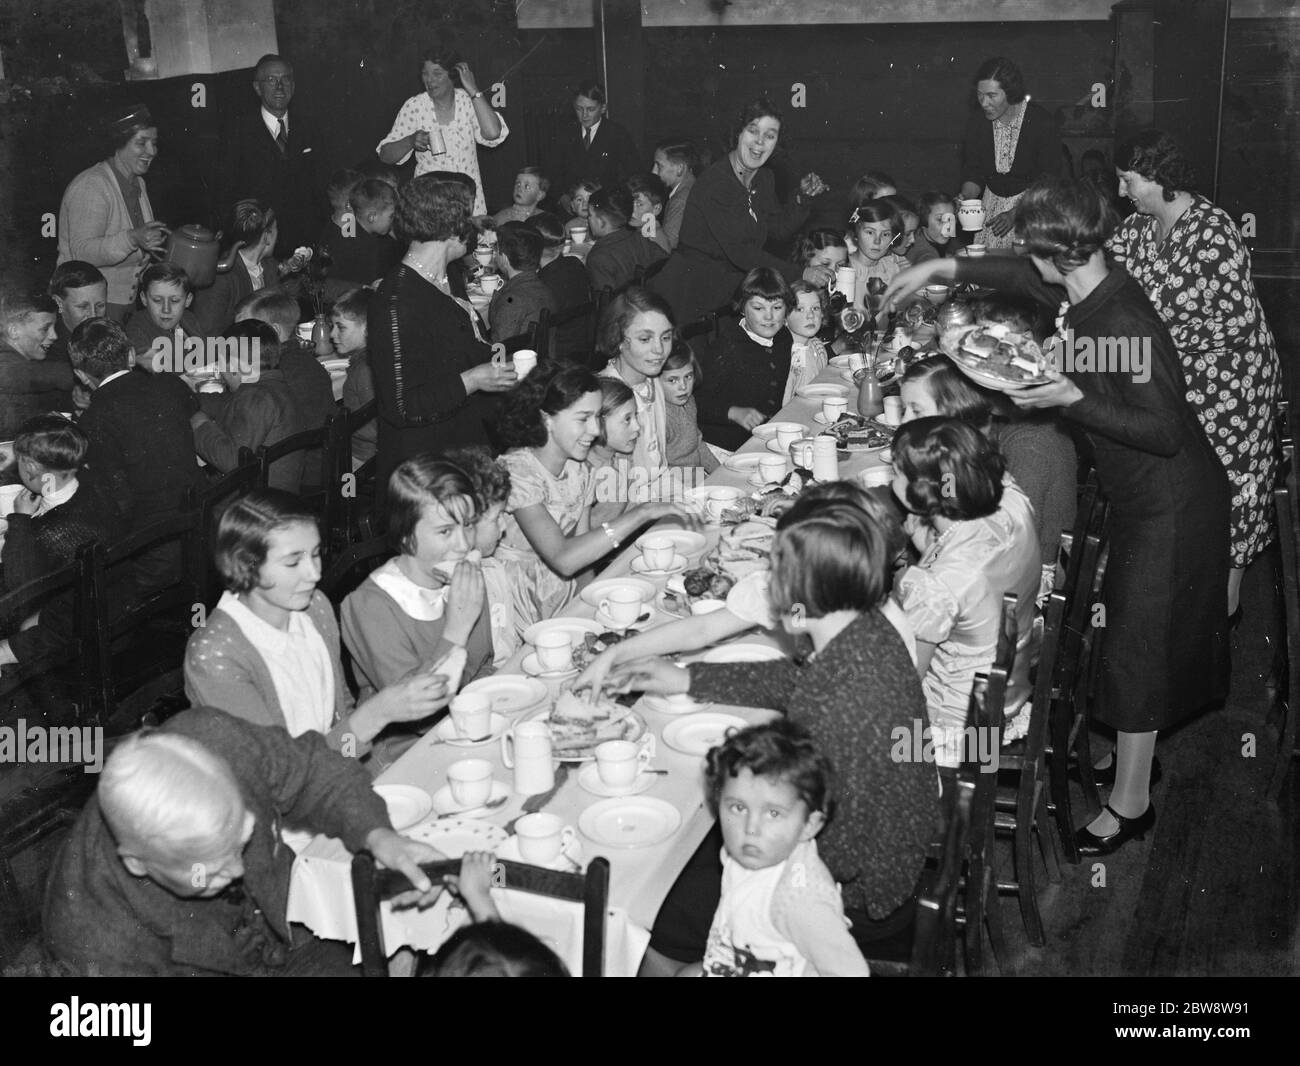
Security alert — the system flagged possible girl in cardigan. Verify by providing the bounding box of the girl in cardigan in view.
[661,345,718,475]
[587,377,641,527]
[184,490,449,765]
[782,281,830,404]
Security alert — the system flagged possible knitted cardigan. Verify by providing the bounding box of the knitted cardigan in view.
[183,589,366,756]
[57,160,155,306]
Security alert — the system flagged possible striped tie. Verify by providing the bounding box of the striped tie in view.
[276,118,288,155]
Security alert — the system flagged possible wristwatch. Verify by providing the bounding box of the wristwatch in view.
[471,90,485,100]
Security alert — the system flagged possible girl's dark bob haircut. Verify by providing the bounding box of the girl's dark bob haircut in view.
[496,362,603,450]
[891,416,1005,521]
[385,455,479,556]
[215,489,319,594]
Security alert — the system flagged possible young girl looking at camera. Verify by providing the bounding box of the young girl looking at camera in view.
[848,201,910,311]
[587,376,642,526]
[782,281,830,403]
[661,346,718,475]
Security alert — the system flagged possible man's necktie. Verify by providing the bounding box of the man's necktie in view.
[276,118,288,156]
[582,127,591,150]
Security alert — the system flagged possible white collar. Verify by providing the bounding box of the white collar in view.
[582,118,601,141]
[368,557,449,621]
[739,320,775,348]
[218,589,314,654]
[96,369,132,389]
[261,106,288,137]
[40,476,79,510]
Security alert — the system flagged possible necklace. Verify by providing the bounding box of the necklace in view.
[730,151,758,222]
[403,256,447,288]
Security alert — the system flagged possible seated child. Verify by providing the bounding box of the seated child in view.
[907,191,959,265]
[331,287,377,468]
[324,168,362,234]
[587,377,641,526]
[529,213,591,363]
[342,456,492,714]
[562,179,600,238]
[690,719,870,977]
[493,166,548,226]
[489,221,558,347]
[126,262,205,369]
[782,281,829,404]
[661,345,718,474]
[881,194,920,258]
[443,444,520,666]
[847,200,910,310]
[584,188,666,294]
[625,173,671,254]
[191,198,283,336]
[328,178,403,288]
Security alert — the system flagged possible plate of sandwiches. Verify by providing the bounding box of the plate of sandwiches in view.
[524,691,648,762]
[819,415,893,453]
[941,323,1052,389]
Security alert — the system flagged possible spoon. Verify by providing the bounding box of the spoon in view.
[437,795,509,820]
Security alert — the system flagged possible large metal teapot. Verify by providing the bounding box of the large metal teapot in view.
[163,225,243,289]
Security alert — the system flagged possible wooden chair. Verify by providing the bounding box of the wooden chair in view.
[0,542,103,726]
[587,289,612,368]
[548,300,597,366]
[102,666,190,738]
[910,774,975,977]
[1269,403,1298,799]
[256,414,337,501]
[350,854,611,976]
[323,401,377,554]
[188,449,261,608]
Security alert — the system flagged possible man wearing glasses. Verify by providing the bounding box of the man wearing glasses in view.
[218,54,323,259]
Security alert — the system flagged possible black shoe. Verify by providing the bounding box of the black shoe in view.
[1074,802,1156,857]
[1071,755,1163,788]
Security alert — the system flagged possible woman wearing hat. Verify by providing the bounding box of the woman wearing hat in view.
[57,105,170,320]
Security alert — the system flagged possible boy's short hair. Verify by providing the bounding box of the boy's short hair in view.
[385,455,479,556]
[892,416,1006,521]
[68,317,132,382]
[442,444,511,509]
[220,319,282,370]
[517,165,550,196]
[587,188,631,228]
[917,190,956,228]
[332,287,371,324]
[734,266,793,312]
[704,719,833,820]
[791,228,847,268]
[525,211,566,248]
[14,414,89,472]
[140,261,193,297]
[625,173,667,210]
[48,261,106,299]
[2,292,58,332]
[327,168,362,212]
[567,178,601,200]
[214,489,319,594]
[236,290,300,339]
[662,343,701,379]
[349,178,398,216]
[427,920,569,977]
[496,221,544,273]
[654,138,699,175]
[228,198,277,245]
[848,170,897,207]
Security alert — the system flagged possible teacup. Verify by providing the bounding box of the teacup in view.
[449,692,492,740]
[705,486,743,522]
[474,247,494,267]
[599,586,644,628]
[569,225,589,245]
[640,534,675,571]
[923,284,950,305]
[822,397,848,423]
[533,629,574,673]
[882,396,903,426]
[759,456,787,484]
[447,758,493,808]
[861,466,892,488]
[513,349,538,379]
[514,812,576,864]
[845,350,867,372]
[775,425,803,451]
[789,437,816,469]
[967,243,986,258]
[480,273,504,294]
[595,739,651,788]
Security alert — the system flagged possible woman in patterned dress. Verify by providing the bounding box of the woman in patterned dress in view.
[959,57,1063,250]
[1109,129,1282,616]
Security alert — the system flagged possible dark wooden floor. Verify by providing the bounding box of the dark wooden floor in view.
[997,549,1299,977]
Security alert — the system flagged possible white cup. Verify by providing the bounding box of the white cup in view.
[447,758,493,808]
[822,397,848,423]
[570,225,589,245]
[861,465,893,488]
[513,349,538,379]
[812,436,840,482]
[789,437,816,469]
[706,487,743,522]
[0,484,24,517]
[599,586,645,627]
[758,456,787,483]
[967,243,986,258]
[834,265,857,303]
[595,739,651,788]
[480,273,504,294]
[514,812,576,864]
[846,350,867,372]
[449,692,492,740]
[501,721,555,794]
[690,598,727,616]
[924,284,950,305]
[775,426,803,451]
[882,396,903,426]
[640,534,675,571]
[534,629,574,673]
[474,247,494,267]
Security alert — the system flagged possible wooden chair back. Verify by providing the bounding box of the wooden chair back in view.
[911,774,975,976]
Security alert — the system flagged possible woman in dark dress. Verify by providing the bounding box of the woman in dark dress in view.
[959,57,1063,249]
[650,97,829,328]
[368,176,517,508]
[884,179,1229,855]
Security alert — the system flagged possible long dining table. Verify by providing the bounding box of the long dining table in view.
[286,356,893,976]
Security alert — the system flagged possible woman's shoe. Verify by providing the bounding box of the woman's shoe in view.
[1074,802,1156,857]
[1071,755,1163,788]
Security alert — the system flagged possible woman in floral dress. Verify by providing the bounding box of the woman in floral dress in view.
[1109,129,1282,616]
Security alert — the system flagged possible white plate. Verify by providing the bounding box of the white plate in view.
[373,784,433,830]
[813,411,851,426]
[634,529,708,557]
[404,817,508,856]
[662,713,750,756]
[748,471,784,488]
[496,833,584,870]
[431,779,512,817]
[797,383,851,400]
[580,576,658,609]
[521,652,579,679]
[723,452,767,472]
[630,553,688,577]
[460,675,550,716]
[697,642,785,664]
[641,693,714,715]
[432,712,511,746]
[766,438,798,455]
[523,616,604,648]
[752,421,806,440]
[577,762,658,798]
[578,796,682,848]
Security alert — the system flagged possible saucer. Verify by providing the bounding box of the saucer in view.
[635,529,708,557]
[595,604,655,631]
[748,471,786,488]
[577,762,657,798]
[495,832,583,871]
[432,712,510,746]
[459,675,549,716]
[578,797,682,848]
[696,642,786,664]
[766,438,799,454]
[813,411,849,426]
[796,383,851,400]
[431,779,512,816]
[580,577,658,609]
[373,784,433,830]
[641,693,714,715]
[521,653,579,680]
[752,421,806,440]
[631,553,688,577]
[662,713,750,756]
[723,452,766,473]
[523,616,603,647]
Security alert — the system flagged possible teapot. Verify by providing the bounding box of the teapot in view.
[163,225,244,289]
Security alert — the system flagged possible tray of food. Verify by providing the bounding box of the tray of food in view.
[940,323,1052,388]
[819,414,894,452]
[525,691,647,762]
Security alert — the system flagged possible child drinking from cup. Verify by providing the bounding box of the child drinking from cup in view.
[661,345,719,475]
[907,192,959,265]
[563,179,600,240]
[682,719,869,977]
[331,287,377,468]
[342,456,493,714]
[847,200,909,313]
[782,281,830,404]
[494,361,692,632]
[587,377,641,526]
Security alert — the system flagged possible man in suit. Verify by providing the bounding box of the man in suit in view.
[67,317,201,594]
[549,80,640,207]
[219,55,323,259]
[652,139,699,251]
